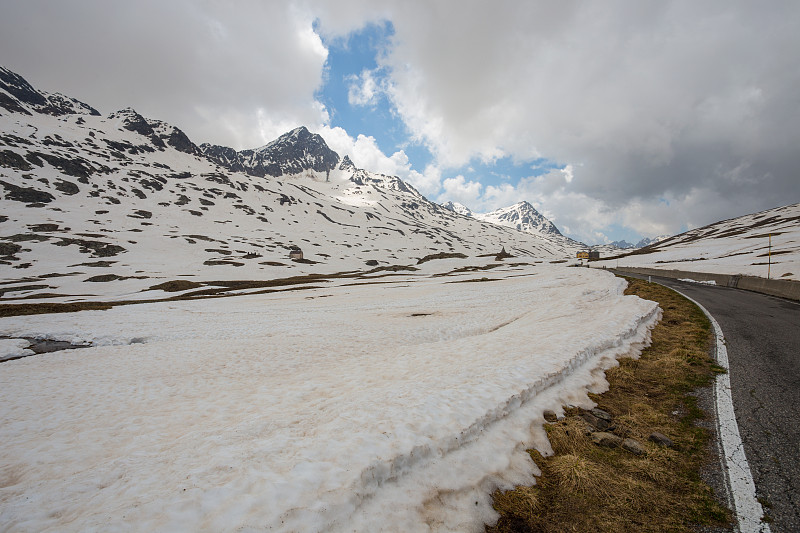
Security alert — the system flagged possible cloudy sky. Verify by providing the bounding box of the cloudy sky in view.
[2,1,798,244]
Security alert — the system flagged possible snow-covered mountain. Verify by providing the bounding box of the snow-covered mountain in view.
[609,240,635,249]
[596,203,800,280]
[441,201,473,217]
[0,66,100,117]
[635,235,670,249]
[440,200,588,250]
[0,66,584,304]
[605,236,669,250]
[476,201,562,237]
[589,235,671,256]
[200,126,339,179]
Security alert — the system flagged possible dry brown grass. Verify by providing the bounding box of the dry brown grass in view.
[487,276,731,533]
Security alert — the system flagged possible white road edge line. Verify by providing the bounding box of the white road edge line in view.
[668,288,770,533]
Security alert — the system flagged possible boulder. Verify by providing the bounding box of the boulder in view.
[648,432,674,448]
[590,408,613,421]
[580,411,613,431]
[622,438,645,456]
[591,432,623,448]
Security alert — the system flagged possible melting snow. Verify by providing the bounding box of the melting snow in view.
[679,278,717,285]
[0,266,658,532]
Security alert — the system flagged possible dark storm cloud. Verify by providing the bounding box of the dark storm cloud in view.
[0,0,329,149]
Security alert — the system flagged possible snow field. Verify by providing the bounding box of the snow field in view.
[0,266,659,532]
[0,338,33,361]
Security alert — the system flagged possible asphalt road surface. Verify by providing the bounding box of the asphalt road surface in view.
[616,271,800,531]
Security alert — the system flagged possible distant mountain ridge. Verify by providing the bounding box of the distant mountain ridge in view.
[441,200,561,236]
[603,236,669,250]
[476,201,562,237]
[609,240,635,249]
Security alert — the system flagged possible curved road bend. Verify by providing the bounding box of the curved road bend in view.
[614,271,800,531]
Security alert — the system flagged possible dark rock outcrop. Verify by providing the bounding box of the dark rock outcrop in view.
[0,180,55,204]
[0,66,99,116]
[201,126,340,179]
[108,108,166,149]
[146,119,201,156]
[200,143,248,174]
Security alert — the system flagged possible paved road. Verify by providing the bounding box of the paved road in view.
[617,271,800,531]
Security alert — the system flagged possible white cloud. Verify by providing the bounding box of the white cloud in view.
[437,175,483,207]
[313,1,800,239]
[318,126,442,195]
[562,165,574,184]
[0,1,331,150]
[346,69,382,107]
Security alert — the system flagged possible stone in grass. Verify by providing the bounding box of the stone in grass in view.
[543,409,558,423]
[590,408,613,421]
[622,438,646,456]
[591,432,623,448]
[580,411,613,432]
[649,432,674,448]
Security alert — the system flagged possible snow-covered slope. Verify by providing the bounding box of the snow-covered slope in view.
[0,66,582,304]
[596,203,800,280]
[0,263,659,532]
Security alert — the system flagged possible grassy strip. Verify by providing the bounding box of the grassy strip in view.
[487,276,732,532]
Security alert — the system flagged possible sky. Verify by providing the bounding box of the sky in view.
[1,0,798,245]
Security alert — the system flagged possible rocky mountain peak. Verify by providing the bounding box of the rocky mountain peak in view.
[477,201,563,237]
[441,201,473,217]
[107,108,166,149]
[146,118,201,156]
[339,155,356,171]
[204,126,340,179]
[0,65,99,117]
[0,66,47,111]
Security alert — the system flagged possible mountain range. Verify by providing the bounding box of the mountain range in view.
[604,236,670,250]
[0,66,586,304]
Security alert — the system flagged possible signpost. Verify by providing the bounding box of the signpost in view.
[768,233,772,279]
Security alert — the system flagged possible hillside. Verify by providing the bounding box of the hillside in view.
[0,66,583,304]
[595,202,800,281]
